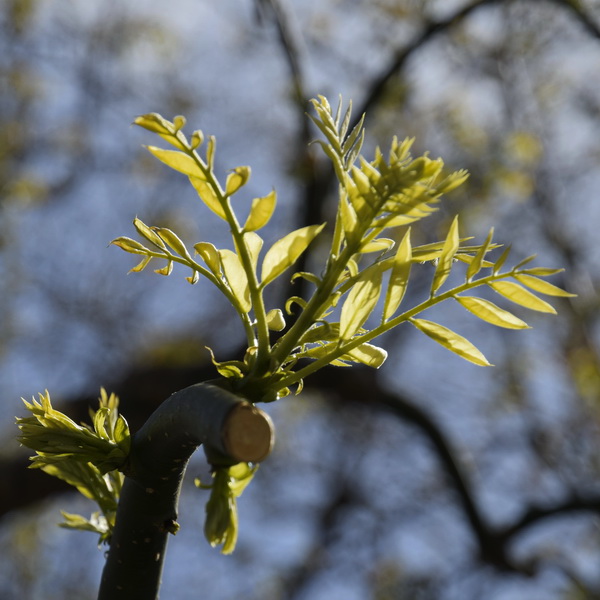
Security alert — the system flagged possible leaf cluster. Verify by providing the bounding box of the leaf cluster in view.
[16,389,128,544]
[114,98,574,403]
[195,463,257,554]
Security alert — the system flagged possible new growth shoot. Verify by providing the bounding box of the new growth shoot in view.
[18,96,574,555]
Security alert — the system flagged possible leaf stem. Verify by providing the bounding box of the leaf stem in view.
[185,148,271,365]
[274,269,521,389]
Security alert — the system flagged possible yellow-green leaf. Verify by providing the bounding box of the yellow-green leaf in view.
[190,130,204,149]
[343,342,387,368]
[489,281,556,314]
[261,223,326,287]
[189,177,227,220]
[110,237,150,255]
[225,166,251,196]
[130,255,153,273]
[521,267,564,276]
[243,190,276,232]
[492,246,511,275]
[339,195,359,242]
[206,347,247,379]
[146,146,205,179]
[466,228,494,282]
[206,136,216,168]
[134,113,188,151]
[243,231,263,273]
[383,229,412,321]
[339,265,384,340]
[155,228,192,260]
[431,216,460,294]
[456,296,530,329]
[514,274,576,297]
[299,322,340,344]
[285,296,307,315]
[410,318,491,366]
[133,218,167,250]
[186,270,200,285]
[220,249,251,313]
[266,309,286,331]
[173,115,186,131]
[129,256,152,273]
[359,238,394,253]
[194,242,221,274]
[154,260,173,276]
[134,113,172,135]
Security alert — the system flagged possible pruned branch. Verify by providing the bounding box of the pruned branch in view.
[97,382,273,600]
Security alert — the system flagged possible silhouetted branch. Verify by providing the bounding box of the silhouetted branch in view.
[353,0,600,137]
[98,382,273,600]
[310,367,600,572]
[254,0,306,108]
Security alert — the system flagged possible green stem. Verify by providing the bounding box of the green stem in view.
[275,270,518,389]
[186,148,271,372]
[271,244,356,366]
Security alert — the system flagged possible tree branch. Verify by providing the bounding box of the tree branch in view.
[97,382,273,600]
[353,0,600,143]
[310,367,600,572]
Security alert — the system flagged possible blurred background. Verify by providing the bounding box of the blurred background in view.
[1,0,600,598]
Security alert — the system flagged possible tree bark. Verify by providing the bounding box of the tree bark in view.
[97,382,274,600]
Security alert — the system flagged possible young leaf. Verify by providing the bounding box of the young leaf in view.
[431,216,460,295]
[206,347,247,379]
[339,195,359,242]
[133,218,167,251]
[489,281,557,314]
[298,322,340,344]
[243,190,276,232]
[206,135,216,169]
[173,115,186,132]
[291,271,322,287]
[343,342,387,368]
[261,223,326,287]
[383,229,412,321]
[243,232,264,273]
[110,237,150,255]
[520,267,564,276]
[285,296,307,315]
[410,318,491,366]
[514,274,576,297]
[466,228,494,282]
[134,113,172,135]
[146,146,205,179]
[266,309,286,331]
[339,265,384,340]
[513,255,537,270]
[225,166,251,196]
[189,177,227,220]
[155,228,192,261]
[134,113,187,151]
[456,296,530,329]
[191,130,204,149]
[194,242,221,274]
[492,246,511,275]
[154,260,173,276]
[129,255,153,273]
[186,270,200,285]
[359,238,395,253]
[219,250,251,313]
